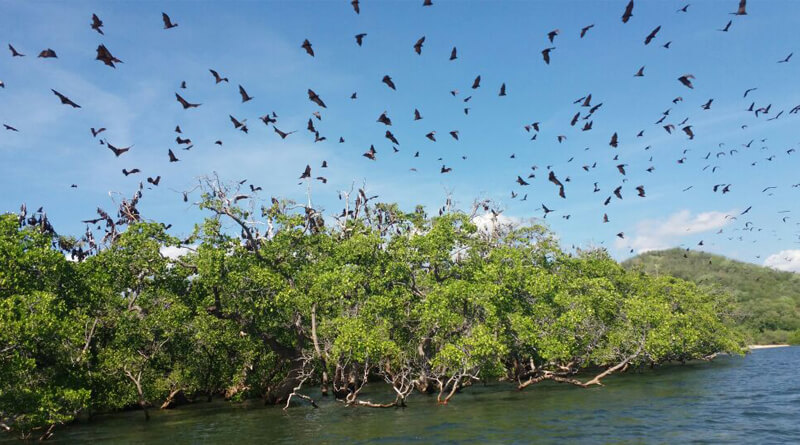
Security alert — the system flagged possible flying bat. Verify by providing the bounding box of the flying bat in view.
[175,93,200,109]
[51,89,80,108]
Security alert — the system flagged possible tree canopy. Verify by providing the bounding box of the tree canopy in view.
[1,184,744,440]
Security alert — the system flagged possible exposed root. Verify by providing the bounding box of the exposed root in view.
[519,342,646,390]
[38,424,56,441]
[350,400,399,408]
[283,369,319,410]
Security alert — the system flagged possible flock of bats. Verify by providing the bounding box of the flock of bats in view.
[3,0,800,263]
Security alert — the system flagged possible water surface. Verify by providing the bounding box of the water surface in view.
[11,347,800,443]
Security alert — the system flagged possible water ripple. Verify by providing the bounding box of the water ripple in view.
[8,347,800,444]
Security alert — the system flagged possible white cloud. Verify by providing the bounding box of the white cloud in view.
[160,245,191,259]
[618,209,735,253]
[764,250,800,273]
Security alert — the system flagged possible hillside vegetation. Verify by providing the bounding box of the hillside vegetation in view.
[623,248,800,345]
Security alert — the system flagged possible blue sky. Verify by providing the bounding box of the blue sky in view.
[1,0,799,269]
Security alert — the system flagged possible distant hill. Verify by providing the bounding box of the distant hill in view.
[622,248,800,344]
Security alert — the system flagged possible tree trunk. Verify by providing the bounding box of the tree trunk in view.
[124,368,150,421]
[160,388,188,409]
[138,392,150,421]
[310,303,329,396]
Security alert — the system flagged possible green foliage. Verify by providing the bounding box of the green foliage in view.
[623,248,800,344]
[0,215,92,439]
[0,203,747,439]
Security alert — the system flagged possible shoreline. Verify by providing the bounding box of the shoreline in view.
[747,344,791,350]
